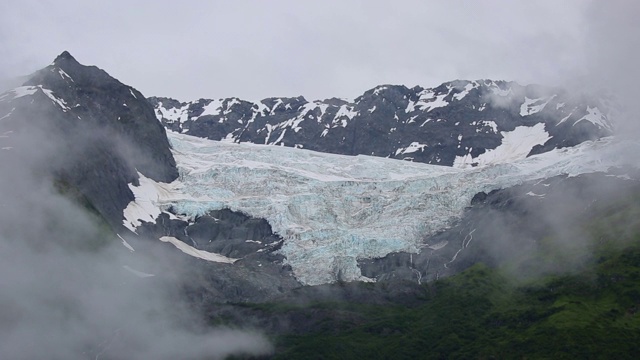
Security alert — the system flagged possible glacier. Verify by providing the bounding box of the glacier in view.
[123,131,640,285]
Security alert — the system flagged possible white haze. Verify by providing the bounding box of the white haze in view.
[582,0,640,137]
[0,1,639,356]
[470,0,640,279]
[0,0,593,101]
[0,118,272,358]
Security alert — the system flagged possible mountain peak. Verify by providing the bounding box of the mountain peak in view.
[53,51,78,65]
[26,50,111,89]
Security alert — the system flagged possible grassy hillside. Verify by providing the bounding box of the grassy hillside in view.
[272,252,640,359]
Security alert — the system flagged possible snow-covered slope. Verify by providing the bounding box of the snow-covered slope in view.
[453,123,551,168]
[123,131,639,285]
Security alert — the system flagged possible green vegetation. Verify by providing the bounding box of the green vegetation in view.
[52,177,115,251]
[253,193,640,359]
[268,247,640,359]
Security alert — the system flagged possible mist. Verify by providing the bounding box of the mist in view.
[1,1,640,356]
[452,0,640,282]
[0,111,272,359]
[582,0,640,137]
[0,0,595,101]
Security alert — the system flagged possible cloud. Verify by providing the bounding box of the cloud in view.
[0,109,272,359]
[580,0,640,136]
[0,0,594,101]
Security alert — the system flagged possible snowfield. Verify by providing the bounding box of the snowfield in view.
[453,123,551,168]
[123,131,640,285]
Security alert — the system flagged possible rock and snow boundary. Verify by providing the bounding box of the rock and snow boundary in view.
[123,131,639,285]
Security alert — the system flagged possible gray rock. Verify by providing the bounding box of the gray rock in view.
[0,51,178,228]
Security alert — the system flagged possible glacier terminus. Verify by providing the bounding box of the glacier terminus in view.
[123,130,639,285]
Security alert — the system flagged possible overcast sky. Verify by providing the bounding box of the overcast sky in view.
[1,0,638,101]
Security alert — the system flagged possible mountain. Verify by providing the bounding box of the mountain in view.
[2,52,639,358]
[0,51,178,228]
[0,52,304,303]
[194,167,640,359]
[128,131,639,286]
[1,52,633,291]
[150,80,614,167]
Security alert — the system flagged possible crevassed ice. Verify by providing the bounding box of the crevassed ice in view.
[124,131,639,285]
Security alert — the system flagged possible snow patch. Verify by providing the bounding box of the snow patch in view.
[395,142,428,156]
[122,172,182,232]
[202,99,223,117]
[405,88,450,113]
[333,104,358,127]
[41,88,70,111]
[520,96,555,116]
[314,103,329,123]
[574,106,611,130]
[482,121,498,133]
[453,123,551,168]
[526,191,546,197]
[254,101,269,115]
[373,86,388,96]
[0,108,15,121]
[223,98,241,114]
[452,82,476,101]
[3,86,38,100]
[269,99,284,115]
[156,102,190,123]
[122,265,155,278]
[159,236,238,264]
[557,111,575,126]
[270,128,287,145]
[58,69,73,82]
[117,234,135,252]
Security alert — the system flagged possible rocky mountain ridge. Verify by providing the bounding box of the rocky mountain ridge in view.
[1,51,632,298]
[0,51,178,228]
[151,79,614,167]
[4,51,639,360]
[0,52,303,303]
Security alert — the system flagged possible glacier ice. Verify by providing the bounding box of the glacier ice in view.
[123,131,640,285]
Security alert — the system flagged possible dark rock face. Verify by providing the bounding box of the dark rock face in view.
[0,52,302,304]
[135,208,302,303]
[25,51,178,183]
[359,172,640,284]
[138,209,284,259]
[0,51,178,228]
[151,80,613,166]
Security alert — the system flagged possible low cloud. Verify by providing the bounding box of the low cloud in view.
[0,111,272,359]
